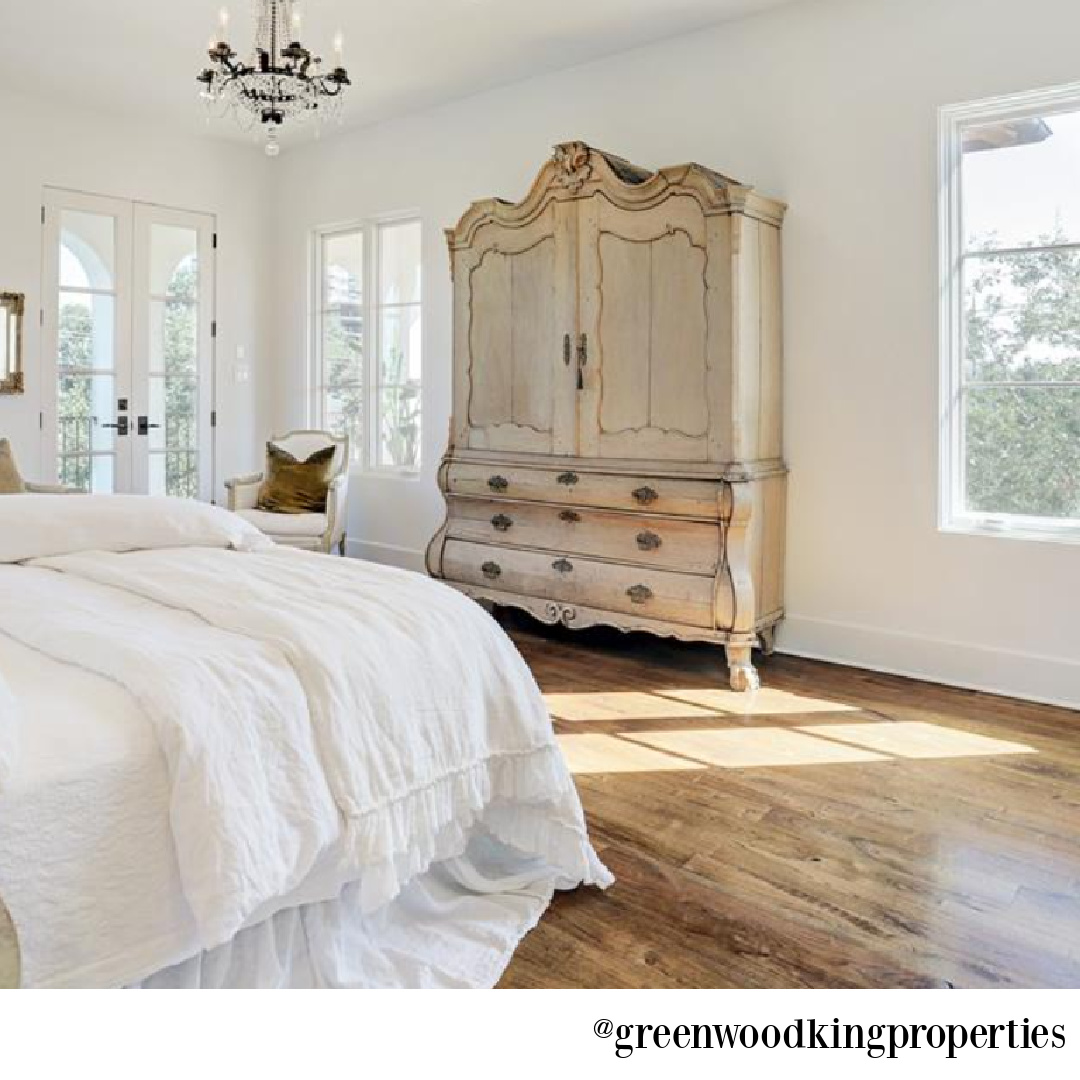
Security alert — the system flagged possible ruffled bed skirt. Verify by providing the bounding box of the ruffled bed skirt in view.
[135,833,570,989]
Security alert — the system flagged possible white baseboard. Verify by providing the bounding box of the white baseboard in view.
[778,614,1080,711]
[348,539,426,573]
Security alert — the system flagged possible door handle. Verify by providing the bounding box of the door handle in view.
[563,333,572,366]
[100,417,129,436]
[137,416,162,436]
[575,333,587,390]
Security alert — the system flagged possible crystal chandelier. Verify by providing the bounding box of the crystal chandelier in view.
[197,2,351,157]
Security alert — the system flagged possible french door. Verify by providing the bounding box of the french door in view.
[42,190,215,499]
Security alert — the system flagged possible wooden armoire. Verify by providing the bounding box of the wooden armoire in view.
[426,142,786,690]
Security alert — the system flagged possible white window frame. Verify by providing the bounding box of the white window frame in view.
[310,212,422,476]
[939,82,1080,545]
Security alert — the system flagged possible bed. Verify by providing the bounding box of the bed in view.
[0,494,611,988]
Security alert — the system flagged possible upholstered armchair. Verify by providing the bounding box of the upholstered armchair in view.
[225,430,350,555]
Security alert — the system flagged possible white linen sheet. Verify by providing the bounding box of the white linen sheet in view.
[0,495,610,987]
[0,669,17,789]
[0,635,579,988]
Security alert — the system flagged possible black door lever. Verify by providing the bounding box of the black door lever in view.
[101,417,129,436]
[137,416,162,436]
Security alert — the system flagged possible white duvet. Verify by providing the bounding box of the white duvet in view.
[0,494,610,986]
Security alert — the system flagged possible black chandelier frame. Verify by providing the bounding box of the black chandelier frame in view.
[197,5,350,133]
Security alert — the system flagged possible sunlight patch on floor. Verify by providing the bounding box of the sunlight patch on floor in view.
[557,718,1036,775]
[544,687,861,722]
[623,727,887,768]
[801,722,1036,760]
[544,691,721,722]
[556,733,707,774]
[660,687,861,716]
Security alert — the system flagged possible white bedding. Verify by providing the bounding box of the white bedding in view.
[0,494,610,987]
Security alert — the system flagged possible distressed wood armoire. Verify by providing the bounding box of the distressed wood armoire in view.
[426,142,787,690]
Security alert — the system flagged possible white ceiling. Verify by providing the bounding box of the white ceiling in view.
[0,1,805,147]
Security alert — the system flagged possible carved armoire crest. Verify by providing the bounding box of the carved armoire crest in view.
[426,142,787,690]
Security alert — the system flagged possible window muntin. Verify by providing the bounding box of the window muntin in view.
[314,218,421,471]
[942,89,1080,537]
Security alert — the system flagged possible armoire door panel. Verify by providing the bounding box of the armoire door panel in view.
[509,238,556,433]
[582,194,713,461]
[649,230,709,436]
[458,204,576,455]
[596,235,650,433]
[466,248,513,430]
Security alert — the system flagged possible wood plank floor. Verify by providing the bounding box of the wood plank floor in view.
[496,613,1080,989]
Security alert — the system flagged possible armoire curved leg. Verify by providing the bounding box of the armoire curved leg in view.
[725,643,761,692]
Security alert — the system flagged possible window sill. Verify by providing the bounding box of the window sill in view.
[349,465,423,482]
[941,516,1080,546]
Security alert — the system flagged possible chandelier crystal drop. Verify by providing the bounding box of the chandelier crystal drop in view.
[197,1,351,156]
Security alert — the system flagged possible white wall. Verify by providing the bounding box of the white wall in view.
[0,91,273,500]
[270,0,1080,707]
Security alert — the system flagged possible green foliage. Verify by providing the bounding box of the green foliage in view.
[963,235,1080,520]
[379,343,420,469]
[57,302,94,490]
[162,262,198,498]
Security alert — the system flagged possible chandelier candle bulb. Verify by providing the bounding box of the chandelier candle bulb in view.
[333,31,344,62]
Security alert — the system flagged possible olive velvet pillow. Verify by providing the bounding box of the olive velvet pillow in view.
[255,442,336,514]
[0,438,26,494]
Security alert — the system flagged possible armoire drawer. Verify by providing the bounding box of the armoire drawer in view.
[443,540,722,629]
[445,462,722,519]
[446,497,721,575]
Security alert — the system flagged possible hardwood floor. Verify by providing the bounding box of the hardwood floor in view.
[496,613,1080,989]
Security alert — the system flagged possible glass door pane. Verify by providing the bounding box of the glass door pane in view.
[132,207,214,500]
[148,223,198,498]
[44,195,132,493]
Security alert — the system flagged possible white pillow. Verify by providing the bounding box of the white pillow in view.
[0,494,271,563]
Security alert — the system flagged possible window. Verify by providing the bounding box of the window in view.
[313,217,422,471]
[940,86,1080,540]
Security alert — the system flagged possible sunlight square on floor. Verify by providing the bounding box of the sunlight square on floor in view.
[621,728,887,768]
[556,733,708,774]
[801,722,1035,760]
[659,687,861,716]
[544,691,722,722]
[543,687,863,723]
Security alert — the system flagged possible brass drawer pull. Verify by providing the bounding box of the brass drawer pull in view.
[491,513,513,532]
[552,558,574,574]
[558,509,581,524]
[632,485,659,505]
[636,531,662,551]
[481,561,502,580]
[626,584,653,605]
[487,475,509,492]
[556,471,580,487]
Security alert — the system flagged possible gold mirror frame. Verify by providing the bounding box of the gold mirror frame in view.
[1,292,25,395]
